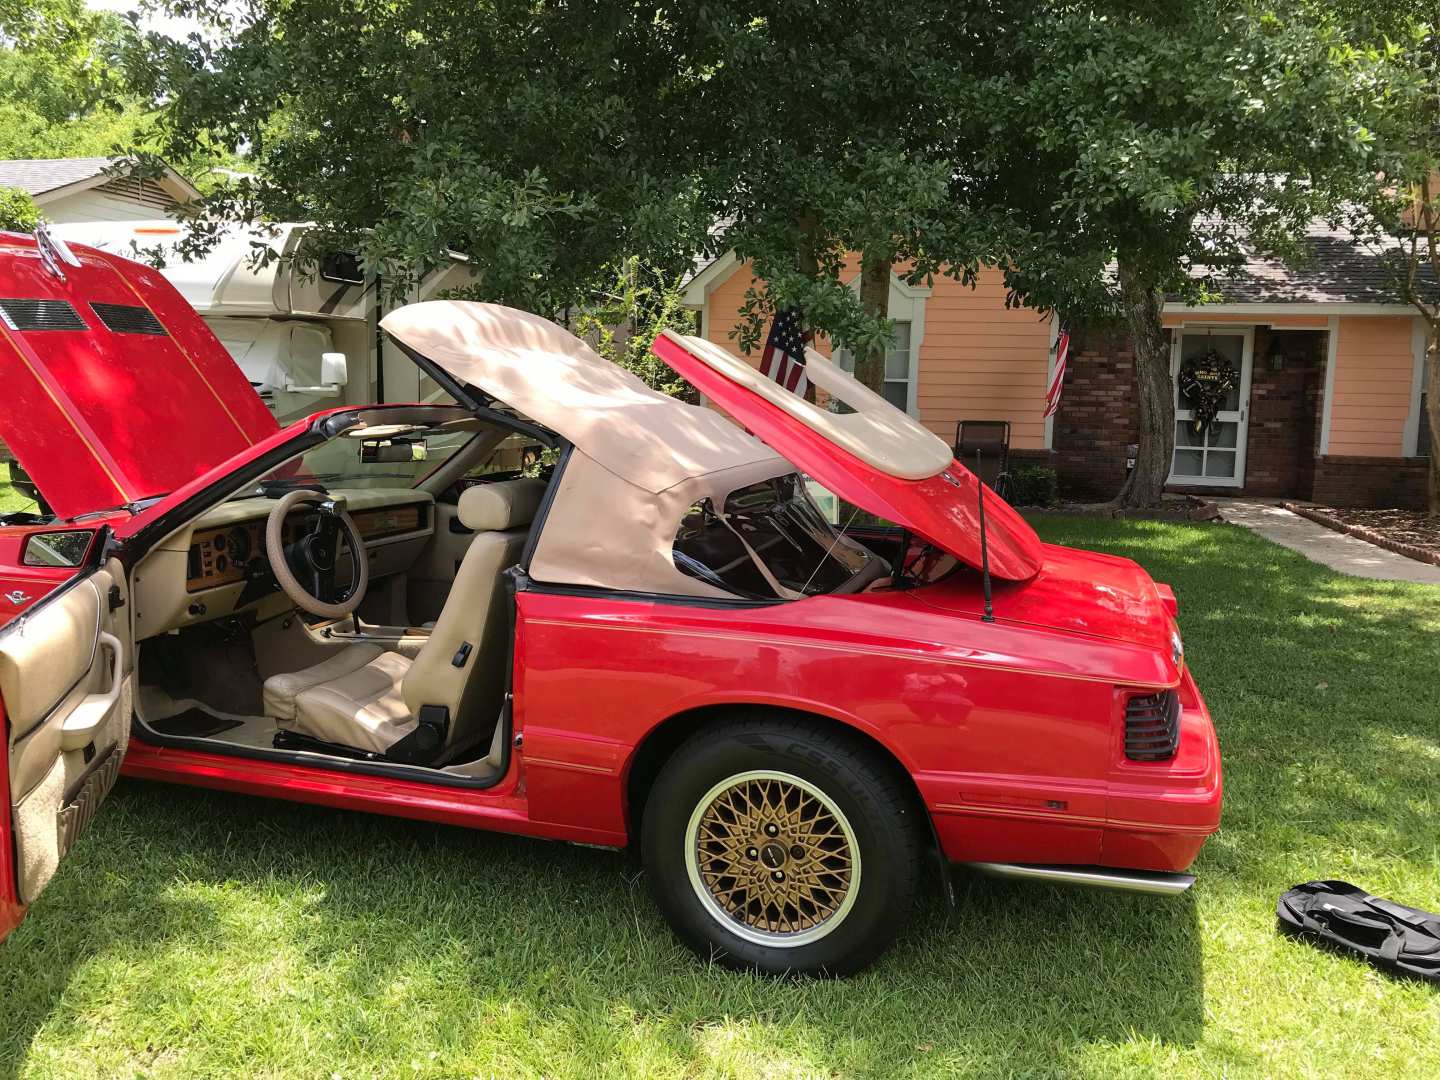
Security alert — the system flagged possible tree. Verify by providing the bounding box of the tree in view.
[660,3,1007,392]
[1330,5,1440,514]
[129,0,711,314]
[0,0,148,158]
[954,2,1390,508]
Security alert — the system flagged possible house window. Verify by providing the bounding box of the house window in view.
[836,320,914,413]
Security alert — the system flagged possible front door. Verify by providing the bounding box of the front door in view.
[0,558,132,941]
[1169,327,1253,488]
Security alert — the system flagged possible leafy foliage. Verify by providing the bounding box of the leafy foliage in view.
[0,0,147,158]
[1005,464,1060,508]
[0,187,40,232]
[131,1,711,314]
[570,257,698,400]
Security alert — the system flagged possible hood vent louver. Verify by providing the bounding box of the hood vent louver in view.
[1124,689,1181,762]
[90,302,167,336]
[0,298,87,331]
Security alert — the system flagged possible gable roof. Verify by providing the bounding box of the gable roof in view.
[0,157,202,205]
[1189,220,1436,307]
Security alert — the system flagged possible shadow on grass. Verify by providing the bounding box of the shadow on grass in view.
[0,778,1204,1077]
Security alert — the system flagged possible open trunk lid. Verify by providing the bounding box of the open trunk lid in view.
[650,331,1045,581]
[0,231,278,519]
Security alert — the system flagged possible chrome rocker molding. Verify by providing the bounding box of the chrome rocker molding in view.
[964,862,1196,895]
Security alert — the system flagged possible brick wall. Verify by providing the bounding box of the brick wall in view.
[1311,456,1428,509]
[1233,328,1324,497]
[1050,324,1426,506]
[1050,329,1139,500]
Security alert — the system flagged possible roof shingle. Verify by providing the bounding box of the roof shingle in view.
[0,157,120,197]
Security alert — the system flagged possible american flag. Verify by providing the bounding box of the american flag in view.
[1044,326,1069,418]
[760,308,811,396]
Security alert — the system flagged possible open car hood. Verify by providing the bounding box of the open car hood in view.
[650,331,1045,581]
[0,232,278,519]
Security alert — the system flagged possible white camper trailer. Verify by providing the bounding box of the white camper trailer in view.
[52,221,480,424]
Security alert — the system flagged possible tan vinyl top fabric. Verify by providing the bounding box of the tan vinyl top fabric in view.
[381,302,781,493]
[382,301,791,596]
[658,331,954,481]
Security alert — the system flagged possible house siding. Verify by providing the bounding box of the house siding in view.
[695,256,1427,507]
[1328,316,1416,456]
[916,270,1050,450]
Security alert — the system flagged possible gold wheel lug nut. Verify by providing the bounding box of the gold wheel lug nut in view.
[772,870,785,881]
[790,844,805,860]
[765,824,779,836]
[746,847,759,859]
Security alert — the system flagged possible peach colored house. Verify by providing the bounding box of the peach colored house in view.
[684,230,1432,508]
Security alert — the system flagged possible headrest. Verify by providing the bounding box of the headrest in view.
[458,477,547,532]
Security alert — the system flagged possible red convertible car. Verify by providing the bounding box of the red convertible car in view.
[0,230,1221,974]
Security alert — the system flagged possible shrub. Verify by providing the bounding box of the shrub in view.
[0,187,40,232]
[1006,464,1059,507]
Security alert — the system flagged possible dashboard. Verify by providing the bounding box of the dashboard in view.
[133,488,437,641]
[186,503,428,592]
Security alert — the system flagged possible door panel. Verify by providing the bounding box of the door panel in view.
[0,559,131,927]
[1169,328,1253,487]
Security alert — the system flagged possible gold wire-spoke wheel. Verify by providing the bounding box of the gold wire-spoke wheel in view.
[684,769,862,948]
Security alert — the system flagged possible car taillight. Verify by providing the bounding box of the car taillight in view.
[1124,689,1181,762]
[1155,583,1178,616]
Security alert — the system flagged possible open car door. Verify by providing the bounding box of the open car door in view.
[0,552,131,941]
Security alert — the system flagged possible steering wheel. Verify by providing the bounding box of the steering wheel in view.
[265,489,370,618]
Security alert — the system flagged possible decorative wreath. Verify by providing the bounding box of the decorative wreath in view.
[1177,350,1239,437]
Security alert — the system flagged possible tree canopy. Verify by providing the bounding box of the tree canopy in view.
[0,0,149,158]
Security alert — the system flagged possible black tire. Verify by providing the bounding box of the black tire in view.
[641,714,925,976]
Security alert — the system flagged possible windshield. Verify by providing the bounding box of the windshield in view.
[236,410,488,498]
[672,473,874,600]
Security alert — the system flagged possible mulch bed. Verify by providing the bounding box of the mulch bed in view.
[1047,494,1221,522]
[1282,503,1440,567]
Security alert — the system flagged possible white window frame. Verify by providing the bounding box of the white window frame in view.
[834,272,929,417]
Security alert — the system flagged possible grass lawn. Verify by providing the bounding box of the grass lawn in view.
[1,517,1437,1078]
[0,473,35,515]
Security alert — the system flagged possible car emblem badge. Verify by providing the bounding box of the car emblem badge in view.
[4,590,32,605]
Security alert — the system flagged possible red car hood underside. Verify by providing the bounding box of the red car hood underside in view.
[0,232,277,519]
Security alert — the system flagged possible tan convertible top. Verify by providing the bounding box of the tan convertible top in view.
[382,301,779,493]
[382,301,790,597]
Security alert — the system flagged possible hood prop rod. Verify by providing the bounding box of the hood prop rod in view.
[973,450,995,623]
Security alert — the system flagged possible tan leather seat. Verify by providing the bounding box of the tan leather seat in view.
[263,478,546,760]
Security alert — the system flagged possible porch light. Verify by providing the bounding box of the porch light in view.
[1267,336,1285,372]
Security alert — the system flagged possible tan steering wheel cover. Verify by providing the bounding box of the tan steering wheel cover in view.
[265,489,370,619]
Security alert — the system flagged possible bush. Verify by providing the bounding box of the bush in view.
[0,187,40,232]
[1005,464,1059,507]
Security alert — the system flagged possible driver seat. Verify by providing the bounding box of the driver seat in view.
[263,478,546,762]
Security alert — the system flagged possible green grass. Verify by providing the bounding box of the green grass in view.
[2,518,1438,1078]
[0,472,36,515]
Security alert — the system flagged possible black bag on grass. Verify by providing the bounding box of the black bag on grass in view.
[1278,880,1440,983]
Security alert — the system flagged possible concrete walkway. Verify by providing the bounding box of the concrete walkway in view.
[1216,499,1440,584]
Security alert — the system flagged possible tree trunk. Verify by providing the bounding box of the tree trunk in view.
[1116,255,1174,509]
[855,254,890,394]
[1427,322,1439,517]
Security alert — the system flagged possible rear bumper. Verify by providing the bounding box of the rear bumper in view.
[928,667,1222,876]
